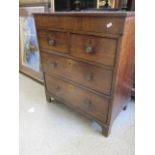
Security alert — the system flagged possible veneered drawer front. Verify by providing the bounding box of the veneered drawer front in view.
[81,17,124,35]
[35,15,124,35]
[41,52,113,95]
[35,16,82,31]
[70,34,117,66]
[38,30,69,53]
[45,75,109,123]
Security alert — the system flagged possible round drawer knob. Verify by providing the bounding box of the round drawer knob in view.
[51,62,57,69]
[48,39,56,46]
[55,85,60,90]
[85,73,93,81]
[85,46,93,53]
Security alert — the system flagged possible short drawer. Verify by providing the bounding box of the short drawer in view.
[38,30,69,53]
[81,16,124,35]
[41,52,113,95]
[35,16,82,31]
[45,75,109,123]
[70,34,117,66]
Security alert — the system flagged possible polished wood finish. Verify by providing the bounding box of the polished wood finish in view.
[41,52,113,95]
[45,74,109,123]
[38,30,69,53]
[34,13,128,35]
[34,12,135,137]
[70,33,117,66]
[35,15,81,30]
[80,17,124,35]
[108,15,135,123]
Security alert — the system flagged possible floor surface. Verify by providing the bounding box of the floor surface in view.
[19,74,135,155]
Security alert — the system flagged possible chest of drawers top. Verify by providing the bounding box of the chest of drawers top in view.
[34,12,134,35]
[35,12,134,67]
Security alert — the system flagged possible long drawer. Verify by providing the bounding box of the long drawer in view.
[35,15,124,35]
[45,75,109,123]
[70,34,117,66]
[41,52,113,95]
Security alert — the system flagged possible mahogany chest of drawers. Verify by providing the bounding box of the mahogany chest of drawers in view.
[34,12,135,137]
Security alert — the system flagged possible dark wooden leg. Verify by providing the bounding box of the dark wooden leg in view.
[45,93,51,103]
[102,125,111,137]
[123,105,127,111]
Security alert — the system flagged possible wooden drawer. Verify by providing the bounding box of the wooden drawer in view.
[35,16,82,31]
[70,34,117,66]
[38,30,69,53]
[45,75,109,123]
[81,17,124,35]
[35,15,124,35]
[41,52,113,95]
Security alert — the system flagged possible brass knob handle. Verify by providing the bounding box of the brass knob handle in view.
[48,39,56,46]
[85,46,93,53]
[84,99,92,110]
[51,62,57,69]
[55,85,60,90]
[85,73,93,81]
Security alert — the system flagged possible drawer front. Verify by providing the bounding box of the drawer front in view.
[41,52,113,95]
[35,15,124,35]
[35,16,82,31]
[81,17,124,35]
[38,30,69,53]
[45,75,109,123]
[70,34,117,66]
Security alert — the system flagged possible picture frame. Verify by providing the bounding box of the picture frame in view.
[53,0,129,11]
[19,3,50,84]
